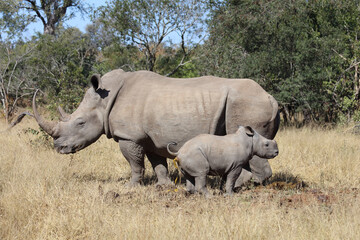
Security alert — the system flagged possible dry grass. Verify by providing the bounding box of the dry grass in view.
[0,118,360,239]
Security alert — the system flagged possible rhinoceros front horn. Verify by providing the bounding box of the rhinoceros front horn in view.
[32,90,58,137]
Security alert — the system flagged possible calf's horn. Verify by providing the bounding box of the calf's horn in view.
[32,90,58,137]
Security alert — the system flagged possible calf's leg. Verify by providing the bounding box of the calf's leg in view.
[180,152,210,197]
[195,175,210,198]
[225,167,242,195]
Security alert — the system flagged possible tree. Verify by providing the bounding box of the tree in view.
[20,0,87,35]
[198,0,360,124]
[29,27,98,113]
[95,0,206,75]
[0,0,34,40]
[314,0,360,121]
[0,40,37,123]
[0,0,36,123]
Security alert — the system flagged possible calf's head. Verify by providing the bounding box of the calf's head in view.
[241,126,279,159]
[33,75,107,154]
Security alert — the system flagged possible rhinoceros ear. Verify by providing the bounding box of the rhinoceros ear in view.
[244,126,254,136]
[90,74,102,90]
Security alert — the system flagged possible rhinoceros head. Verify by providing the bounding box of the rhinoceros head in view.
[33,75,107,154]
[242,126,279,159]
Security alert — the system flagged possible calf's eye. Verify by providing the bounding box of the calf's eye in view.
[77,121,86,127]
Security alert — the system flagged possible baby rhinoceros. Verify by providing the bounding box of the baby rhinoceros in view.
[167,126,279,197]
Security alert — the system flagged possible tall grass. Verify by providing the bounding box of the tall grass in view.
[0,119,359,239]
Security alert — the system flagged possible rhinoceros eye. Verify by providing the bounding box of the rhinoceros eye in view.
[75,118,86,127]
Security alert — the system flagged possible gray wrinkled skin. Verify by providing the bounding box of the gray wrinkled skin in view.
[167,126,279,197]
[32,69,280,187]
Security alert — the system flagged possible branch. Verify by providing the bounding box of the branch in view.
[0,111,34,132]
[166,59,192,77]
[332,48,348,61]
[22,0,47,26]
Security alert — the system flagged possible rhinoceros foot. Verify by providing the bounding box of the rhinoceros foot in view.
[125,181,142,188]
[155,178,173,187]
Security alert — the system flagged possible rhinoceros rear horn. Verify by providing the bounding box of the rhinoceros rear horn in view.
[32,90,58,137]
[57,106,70,122]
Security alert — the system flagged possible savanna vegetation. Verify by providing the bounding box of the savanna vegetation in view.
[1,0,360,239]
[1,119,359,239]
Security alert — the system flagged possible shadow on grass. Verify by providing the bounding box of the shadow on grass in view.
[266,172,308,190]
[70,169,308,193]
[142,170,224,189]
[142,170,182,186]
[232,171,308,193]
[143,171,308,191]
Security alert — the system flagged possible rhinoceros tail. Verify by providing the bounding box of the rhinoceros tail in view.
[167,142,179,157]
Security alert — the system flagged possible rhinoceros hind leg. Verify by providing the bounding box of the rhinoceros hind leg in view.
[146,152,172,186]
[186,178,195,194]
[183,172,195,193]
[195,175,210,198]
[119,140,145,187]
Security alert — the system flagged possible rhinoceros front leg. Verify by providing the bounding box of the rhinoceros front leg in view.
[224,166,242,196]
[234,156,272,188]
[249,156,272,184]
[119,140,145,186]
[146,152,172,186]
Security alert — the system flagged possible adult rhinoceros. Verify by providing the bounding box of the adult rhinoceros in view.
[32,69,280,188]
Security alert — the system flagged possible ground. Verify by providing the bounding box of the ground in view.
[0,118,359,239]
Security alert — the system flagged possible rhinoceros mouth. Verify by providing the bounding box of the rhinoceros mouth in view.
[55,144,84,154]
[267,151,278,159]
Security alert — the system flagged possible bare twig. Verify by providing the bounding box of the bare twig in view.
[0,111,34,132]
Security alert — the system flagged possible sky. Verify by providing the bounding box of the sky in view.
[22,0,195,44]
[24,0,107,38]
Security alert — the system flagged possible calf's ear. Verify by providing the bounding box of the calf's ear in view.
[244,126,254,136]
[90,74,102,90]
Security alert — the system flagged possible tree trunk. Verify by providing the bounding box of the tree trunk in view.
[354,62,359,101]
[44,24,55,35]
[3,95,9,124]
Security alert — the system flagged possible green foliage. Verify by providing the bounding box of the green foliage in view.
[0,0,34,40]
[198,0,360,123]
[352,110,360,122]
[28,28,98,112]
[93,43,146,74]
[24,127,53,149]
[154,46,199,78]
[95,0,206,75]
